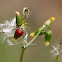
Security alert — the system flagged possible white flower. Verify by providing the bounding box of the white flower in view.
[0,17,16,46]
[50,44,59,56]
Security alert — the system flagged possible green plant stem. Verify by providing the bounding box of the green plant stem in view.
[26,28,42,47]
[20,14,27,62]
[20,48,25,62]
[21,14,26,46]
[26,25,46,47]
[23,15,26,29]
[55,55,59,62]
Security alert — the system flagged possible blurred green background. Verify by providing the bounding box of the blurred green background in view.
[0,0,62,62]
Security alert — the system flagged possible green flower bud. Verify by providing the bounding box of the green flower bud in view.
[44,17,55,27]
[30,27,45,38]
[16,11,23,27]
[45,30,52,46]
[30,17,55,38]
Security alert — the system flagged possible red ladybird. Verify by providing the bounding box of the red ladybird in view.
[15,28,24,37]
[12,28,24,42]
[13,28,24,40]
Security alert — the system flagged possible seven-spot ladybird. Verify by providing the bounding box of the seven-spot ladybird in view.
[12,28,24,42]
[15,28,24,37]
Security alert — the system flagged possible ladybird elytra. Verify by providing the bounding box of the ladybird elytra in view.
[12,28,24,42]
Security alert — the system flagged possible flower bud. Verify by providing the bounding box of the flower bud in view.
[30,27,45,38]
[44,17,55,27]
[16,11,23,27]
[45,30,52,46]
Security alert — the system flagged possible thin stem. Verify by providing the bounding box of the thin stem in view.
[20,48,25,62]
[23,15,26,29]
[26,27,44,47]
[55,55,59,62]
[20,14,27,62]
[25,25,46,47]
[22,15,26,46]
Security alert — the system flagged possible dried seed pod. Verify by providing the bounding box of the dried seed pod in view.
[23,7,30,17]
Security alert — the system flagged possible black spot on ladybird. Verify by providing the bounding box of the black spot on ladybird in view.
[17,32,18,33]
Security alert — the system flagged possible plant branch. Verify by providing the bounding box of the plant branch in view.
[55,55,59,62]
[20,48,25,62]
[26,17,55,47]
[26,25,46,47]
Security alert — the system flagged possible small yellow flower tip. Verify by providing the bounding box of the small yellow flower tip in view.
[45,42,50,46]
[30,33,35,38]
[50,17,55,21]
[12,38,17,42]
[16,11,20,16]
